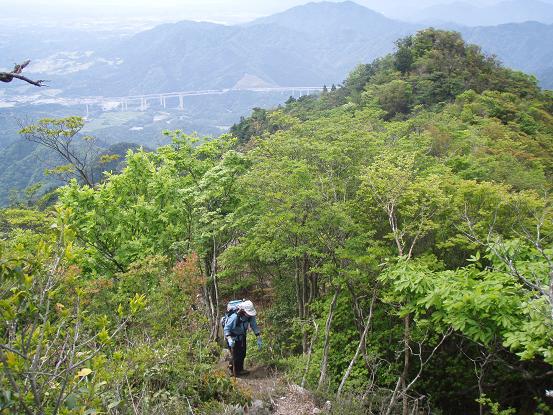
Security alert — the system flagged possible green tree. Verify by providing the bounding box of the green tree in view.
[0,207,135,415]
[373,79,413,118]
[19,117,102,187]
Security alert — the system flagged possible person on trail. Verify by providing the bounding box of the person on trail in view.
[224,300,262,376]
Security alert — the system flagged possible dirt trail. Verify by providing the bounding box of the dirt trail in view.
[234,365,326,415]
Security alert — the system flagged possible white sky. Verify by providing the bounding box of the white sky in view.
[1,0,505,23]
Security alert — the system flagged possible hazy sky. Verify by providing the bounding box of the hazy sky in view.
[2,0,505,24]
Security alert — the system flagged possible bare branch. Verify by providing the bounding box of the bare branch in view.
[0,60,48,87]
[301,319,319,388]
[337,291,377,397]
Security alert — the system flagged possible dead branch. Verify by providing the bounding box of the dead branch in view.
[317,287,341,390]
[301,319,319,388]
[337,291,377,397]
[0,60,48,87]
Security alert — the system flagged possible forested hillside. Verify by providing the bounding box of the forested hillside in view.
[1,29,552,414]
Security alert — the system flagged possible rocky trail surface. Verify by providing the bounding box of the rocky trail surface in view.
[221,364,330,415]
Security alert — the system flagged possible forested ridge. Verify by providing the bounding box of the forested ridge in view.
[1,29,553,414]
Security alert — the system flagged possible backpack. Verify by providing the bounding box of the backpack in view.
[220,299,245,330]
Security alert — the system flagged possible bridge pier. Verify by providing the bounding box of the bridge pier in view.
[178,95,184,111]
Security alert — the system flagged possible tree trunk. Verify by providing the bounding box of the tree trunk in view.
[211,237,220,341]
[203,254,216,341]
[295,257,303,319]
[346,281,364,334]
[205,283,215,339]
[318,287,340,390]
[401,314,411,415]
[301,319,319,388]
[302,253,309,317]
[302,253,309,353]
[549,268,553,321]
[347,282,374,372]
[310,273,319,303]
[385,378,403,415]
[337,293,376,397]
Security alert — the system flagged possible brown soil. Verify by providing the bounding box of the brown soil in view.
[235,365,324,415]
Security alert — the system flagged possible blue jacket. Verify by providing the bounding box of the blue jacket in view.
[224,313,260,339]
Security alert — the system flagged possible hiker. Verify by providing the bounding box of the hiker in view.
[224,300,262,376]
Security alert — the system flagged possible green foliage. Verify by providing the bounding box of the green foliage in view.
[0,207,121,415]
[19,116,86,141]
[476,395,516,415]
[382,259,528,346]
[230,107,293,146]
[19,117,101,187]
[0,208,50,235]
[1,203,247,414]
[58,132,245,275]
[100,254,248,412]
[371,79,413,118]
[222,28,552,413]
[4,28,553,414]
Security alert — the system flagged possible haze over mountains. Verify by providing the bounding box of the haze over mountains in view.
[407,0,553,26]
[461,22,553,87]
[6,0,553,26]
[63,2,414,96]
[7,0,553,99]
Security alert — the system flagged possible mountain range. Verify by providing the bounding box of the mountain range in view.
[461,22,553,84]
[410,0,553,26]
[21,0,553,98]
[54,2,415,96]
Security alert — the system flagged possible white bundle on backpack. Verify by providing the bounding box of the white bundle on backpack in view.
[221,299,245,329]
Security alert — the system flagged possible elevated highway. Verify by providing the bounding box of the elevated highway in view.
[83,86,325,115]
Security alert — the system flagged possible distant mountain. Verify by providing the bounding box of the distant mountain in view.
[0,26,114,66]
[2,1,552,97]
[60,1,418,96]
[460,22,553,89]
[412,0,553,26]
[537,67,553,89]
[247,1,404,34]
[47,1,553,97]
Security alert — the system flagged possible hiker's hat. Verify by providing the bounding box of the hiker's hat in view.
[239,300,257,316]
